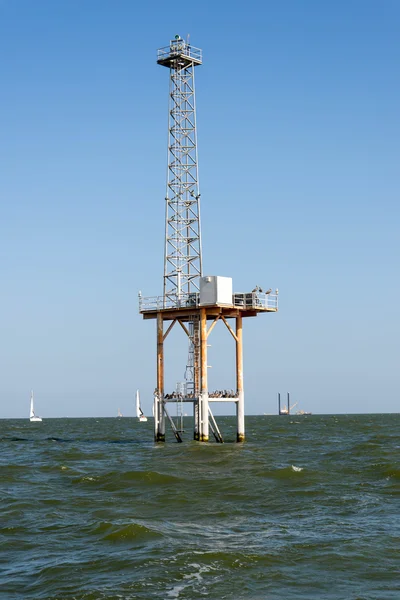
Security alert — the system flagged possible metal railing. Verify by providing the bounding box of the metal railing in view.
[157,41,202,64]
[138,293,199,312]
[233,292,278,310]
[139,291,278,312]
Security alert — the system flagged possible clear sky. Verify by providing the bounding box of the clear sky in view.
[0,0,399,418]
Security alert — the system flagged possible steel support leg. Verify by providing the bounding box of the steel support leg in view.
[156,312,165,442]
[199,308,209,442]
[194,399,200,441]
[236,315,245,442]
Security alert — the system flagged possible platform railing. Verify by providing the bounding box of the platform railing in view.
[139,291,278,312]
[157,42,202,64]
[233,292,278,310]
[138,293,199,312]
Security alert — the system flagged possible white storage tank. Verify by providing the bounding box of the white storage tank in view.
[199,276,233,306]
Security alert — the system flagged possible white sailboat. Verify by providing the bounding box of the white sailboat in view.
[29,390,42,422]
[136,389,147,422]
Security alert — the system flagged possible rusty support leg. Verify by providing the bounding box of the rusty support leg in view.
[199,308,209,442]
[236,315,245,442]
[193,399,200,441]
[156,312,165,442]
[193,318,200,441]
[153,392,158,440]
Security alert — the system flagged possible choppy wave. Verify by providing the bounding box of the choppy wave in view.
[90,521,163,543]
[71,469,181,492]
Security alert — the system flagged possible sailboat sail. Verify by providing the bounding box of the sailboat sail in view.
[29,390,42,422]
[136,390,144,417]
[136,390,147,421]
[30,391,35,419]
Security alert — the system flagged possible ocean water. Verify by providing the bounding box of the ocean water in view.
[1,414,399,600]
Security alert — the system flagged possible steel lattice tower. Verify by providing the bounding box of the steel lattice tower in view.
[157,35,203,305]
[139,36,278,444]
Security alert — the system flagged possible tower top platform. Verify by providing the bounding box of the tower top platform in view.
[157,35,202,69]
[139,290,278,321]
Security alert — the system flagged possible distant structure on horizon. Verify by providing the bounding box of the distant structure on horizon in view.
[278,393,311,416]
[139,35,278,443]
[278,392,297,415]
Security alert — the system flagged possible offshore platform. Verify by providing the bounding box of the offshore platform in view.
[139,35,278,443]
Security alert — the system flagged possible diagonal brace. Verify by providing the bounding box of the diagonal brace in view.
[221,316,238,342]
[206,315,220,339]
[163,319,176,341]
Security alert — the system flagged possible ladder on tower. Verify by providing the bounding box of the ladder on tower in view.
[184,315,200,397]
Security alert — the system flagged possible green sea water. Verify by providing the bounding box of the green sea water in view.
[1,414,399,599]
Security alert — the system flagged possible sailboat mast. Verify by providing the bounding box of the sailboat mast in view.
[136,390,140,418]
[30,390,34,418]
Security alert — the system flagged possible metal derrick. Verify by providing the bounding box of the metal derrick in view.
[158,36,203,306]
[139,36,279,443]
[158,36,203,408]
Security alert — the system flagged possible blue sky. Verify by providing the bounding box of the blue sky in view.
[0,0,399,418]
